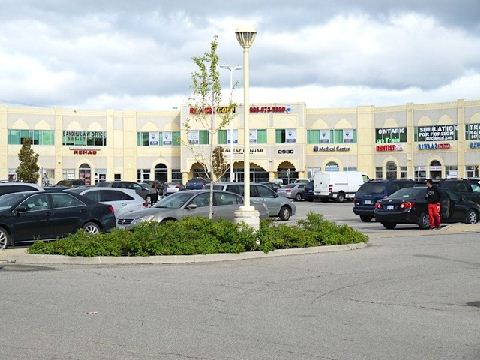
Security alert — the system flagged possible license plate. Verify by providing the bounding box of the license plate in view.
[364,200,372,204]
[387,205,394,210]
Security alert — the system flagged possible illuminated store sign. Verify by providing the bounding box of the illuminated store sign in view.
[224,148,264,154]
[470,142,480,149]
[249,105,291,113]
[376,144,403,152]
[313,145,350,152]
[415,125,458,141]
[418,143,451,150]
[375,127,407,143]
[466,124,480,140]
[189,106,236,114]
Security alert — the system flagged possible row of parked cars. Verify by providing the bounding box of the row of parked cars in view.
[353,178,480,229]
[0,180,297,248]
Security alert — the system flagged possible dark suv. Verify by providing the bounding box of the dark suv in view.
[437,179,480,205]
[97,181,157,203]
[353,179,415,222]
[0,182,42,196]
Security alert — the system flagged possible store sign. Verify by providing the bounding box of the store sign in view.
[418,143,451,150]
[470,142,480,149]
[224,148,264,154]
[466,124,480,140]
[376,144,403,152]
[189,106,236,114]
[416,125,457,141]
[277,149,294,154]
[376,127,407,143]
[249,105,291,113]
[188,130,199,144]
[149,132,159,146]
[313,145,350,152]
[72,149,98,155]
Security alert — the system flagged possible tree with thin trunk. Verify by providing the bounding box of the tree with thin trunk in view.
[185,35,236,219]
[16,138,40,183]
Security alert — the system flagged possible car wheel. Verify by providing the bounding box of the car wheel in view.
[465,209,478,224]
[382,222,396,230]
[295,193,302,201]
[336,193,345,203]
[0,227,11,249]
[83,222,101,234]
[278,206,292,221]
[360,215,373,222]
[418,212,429,229]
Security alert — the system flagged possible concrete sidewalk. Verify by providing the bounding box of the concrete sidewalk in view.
[0,242,367,265]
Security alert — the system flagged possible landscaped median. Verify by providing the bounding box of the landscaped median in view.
[27,213,367,261]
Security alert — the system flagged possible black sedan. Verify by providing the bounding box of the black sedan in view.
[0,191,116,248]
[374,187,479,230]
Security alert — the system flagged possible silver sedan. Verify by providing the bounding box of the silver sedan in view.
[116,190,269,230]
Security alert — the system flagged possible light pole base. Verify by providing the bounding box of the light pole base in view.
[234,206,260,230]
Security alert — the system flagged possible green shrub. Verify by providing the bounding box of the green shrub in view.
[28,213,367,257]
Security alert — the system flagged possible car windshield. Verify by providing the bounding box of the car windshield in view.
[356,182,386,195]
[389,187,426,200]
[0,193,28,211]
[154,192,193,209]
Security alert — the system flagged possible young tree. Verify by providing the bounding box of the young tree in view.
[186,35,236,219]
[16,138,40,183]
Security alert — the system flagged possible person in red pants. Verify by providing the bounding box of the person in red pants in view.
[425,179,441,229]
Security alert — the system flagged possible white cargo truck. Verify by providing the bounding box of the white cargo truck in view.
[313,171,366,202]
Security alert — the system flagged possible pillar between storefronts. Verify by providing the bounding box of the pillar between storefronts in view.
[406,103,414,179]
[0,106,8,180]
[457,99,465,178]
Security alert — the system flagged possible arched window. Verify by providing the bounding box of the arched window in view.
[325,161,339,172]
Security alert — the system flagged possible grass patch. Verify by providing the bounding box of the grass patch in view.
[29,213,368,257]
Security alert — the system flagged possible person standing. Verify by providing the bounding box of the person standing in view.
[426,179,441,229]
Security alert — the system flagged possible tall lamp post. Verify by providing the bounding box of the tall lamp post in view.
[220,64,242,182]
[234,26,260,230]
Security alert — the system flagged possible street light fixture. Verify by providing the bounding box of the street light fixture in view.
[234,26,260,230]
[220,64,242,182]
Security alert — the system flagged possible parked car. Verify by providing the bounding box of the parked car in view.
[258,182,281,193]
[211,182,296,221]
[353,179,415,222]
[97,181,157,204]
[437,179,480,205]
[185,177,209,190]
[116,190,269,230]
[303,181,315,202]
[277,183,307,201]
[292,179,309,184]
[56,179,86,188]
[0,191,116,248]
[0,182,42,197]
[66,187,146,216]
[374,187,479,230]
[314,171,365,202]
[163,182,185,196]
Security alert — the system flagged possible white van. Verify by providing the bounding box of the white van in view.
[313,171,367,202]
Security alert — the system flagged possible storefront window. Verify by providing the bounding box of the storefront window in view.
[415,167,426,182]
[218,129,238,144]
[307,129,356,144]
[249,129,267,144]
[137,169,151,182]
[376,167,383,179]
[414,125,458,142]
[172,169,182,183]
[466,165,479,178]
[275,129,296,144]
[386,161,398,180]
[375,128,407,143]
[188,130,209,145]
[400,167,407,179]
[95,169,107,184]
[8,168,17,182]
[63,131,107,146]
[41,169,55,186]
[8,129,55,145]
[343,167,357,171]
[445,165,458,178]
[62,169,75,180]
[137,131,180,146]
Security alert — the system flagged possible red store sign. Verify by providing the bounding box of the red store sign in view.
[376,144,403,152]
[250,106,288,113]
[73,149,98,155]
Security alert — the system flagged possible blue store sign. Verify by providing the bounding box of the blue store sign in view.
[470,142,480,149]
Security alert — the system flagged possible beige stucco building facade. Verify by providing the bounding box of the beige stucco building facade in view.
[1,98,479,185]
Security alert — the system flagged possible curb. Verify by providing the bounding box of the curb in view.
[0,242,367,265]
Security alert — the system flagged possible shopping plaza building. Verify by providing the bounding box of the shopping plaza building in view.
[1,98,479,185]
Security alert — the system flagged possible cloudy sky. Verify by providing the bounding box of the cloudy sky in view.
[1,0,479,110]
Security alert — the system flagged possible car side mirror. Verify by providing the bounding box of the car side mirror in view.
[15,205,27,214]
[186,203,198,210]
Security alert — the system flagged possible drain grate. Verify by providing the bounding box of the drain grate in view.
[466,301,480,308]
